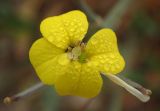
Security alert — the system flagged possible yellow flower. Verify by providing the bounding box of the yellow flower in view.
[29,10,150,102]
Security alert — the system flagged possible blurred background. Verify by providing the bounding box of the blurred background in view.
[0,0,160,111]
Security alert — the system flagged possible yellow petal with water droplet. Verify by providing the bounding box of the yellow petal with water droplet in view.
[40,10,88,49]
[55,61,102,98]
[40,16,69,49]
[29,38,64,68]
[29,38,70,84]
[61,10,88,45]
[86,28,118,56]
[90,53,125,74]
[35,53,70,84]
[86,28,125,74]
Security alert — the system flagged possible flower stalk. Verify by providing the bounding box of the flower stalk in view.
[104,73,151,102]
[117,75,152,96]
[3,82,44,104]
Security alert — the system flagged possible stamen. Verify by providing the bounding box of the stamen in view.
[67,42,87,63]
[104,73,151,102]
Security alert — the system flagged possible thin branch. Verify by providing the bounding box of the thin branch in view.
[3,82,44,104]
[75,0,103,24]
[101,0,134,29]
[79,0,134,43]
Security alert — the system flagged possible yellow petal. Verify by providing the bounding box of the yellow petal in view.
[61,10,88,45]
[86,28,125,74]
[86,28,118,56]
[40,10,88,49]
[29,38,63,67]
[55,61,102,98]
[29,38,70,84]
[90,53,125,74]
[40,16,69,49]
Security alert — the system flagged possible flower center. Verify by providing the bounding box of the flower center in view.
[67,42,87,63]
